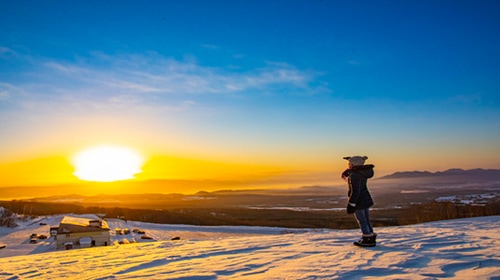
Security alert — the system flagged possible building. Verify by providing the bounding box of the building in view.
[55,216,110,249]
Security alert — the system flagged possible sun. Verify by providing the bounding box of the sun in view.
[72,145,144,182]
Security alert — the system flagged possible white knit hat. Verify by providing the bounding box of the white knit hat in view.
[343,156,368,166]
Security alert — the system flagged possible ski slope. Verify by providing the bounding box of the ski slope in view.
[0,215,499,279]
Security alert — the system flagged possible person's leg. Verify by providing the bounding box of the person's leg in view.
[354,208,373,235]
[353,208,376,247]
[364,208,374,234]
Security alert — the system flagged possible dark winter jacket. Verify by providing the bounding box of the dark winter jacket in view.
[347,164,375,209]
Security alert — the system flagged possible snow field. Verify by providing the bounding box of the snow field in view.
[0,216,498,279]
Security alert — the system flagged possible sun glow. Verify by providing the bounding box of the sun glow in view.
[73,146,144,182]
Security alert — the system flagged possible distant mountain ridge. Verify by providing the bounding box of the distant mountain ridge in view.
[379,168,500,179]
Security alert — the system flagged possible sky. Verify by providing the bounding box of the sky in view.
[0,0,499,189]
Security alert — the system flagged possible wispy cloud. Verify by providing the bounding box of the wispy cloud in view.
[0,46,16,57]
[2,53,322,115]
[0,83,13,101]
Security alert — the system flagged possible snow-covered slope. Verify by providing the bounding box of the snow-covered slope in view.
[0,216,499,279]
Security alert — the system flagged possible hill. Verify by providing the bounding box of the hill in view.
[0,215,499,279]
[379,168,500,180]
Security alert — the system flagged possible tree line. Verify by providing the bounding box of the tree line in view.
[1,200,498,229]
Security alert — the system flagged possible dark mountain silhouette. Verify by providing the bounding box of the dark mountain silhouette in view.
[379,168,500,180]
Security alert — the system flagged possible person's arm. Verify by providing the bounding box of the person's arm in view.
[346,176,358,214]
[348,173,362,205]
[341,169,350,181]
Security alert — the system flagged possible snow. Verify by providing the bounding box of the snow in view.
[435,193,499,205]
[59,215,109,229]
[436,196,457,202]
[245,206,345,212]
[0,215,499,279]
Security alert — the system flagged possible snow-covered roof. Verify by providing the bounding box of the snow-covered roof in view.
[60,216,109,230]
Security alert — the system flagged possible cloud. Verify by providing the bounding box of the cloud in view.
[0,83,12,101]
[2,53,322,116]
[0,46,16,57]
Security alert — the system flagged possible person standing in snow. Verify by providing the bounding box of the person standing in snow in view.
[341,156,377,247]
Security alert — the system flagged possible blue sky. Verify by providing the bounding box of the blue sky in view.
[1,0,499,185]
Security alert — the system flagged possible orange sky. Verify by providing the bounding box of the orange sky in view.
[0,152,340,190]
[1,144,498,193]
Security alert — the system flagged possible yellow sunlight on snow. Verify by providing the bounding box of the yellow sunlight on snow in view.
[72,146,144,182]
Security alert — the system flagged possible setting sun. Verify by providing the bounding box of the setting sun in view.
[72,146,144,182]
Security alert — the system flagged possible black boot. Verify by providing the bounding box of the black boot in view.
[353,234,376,247]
